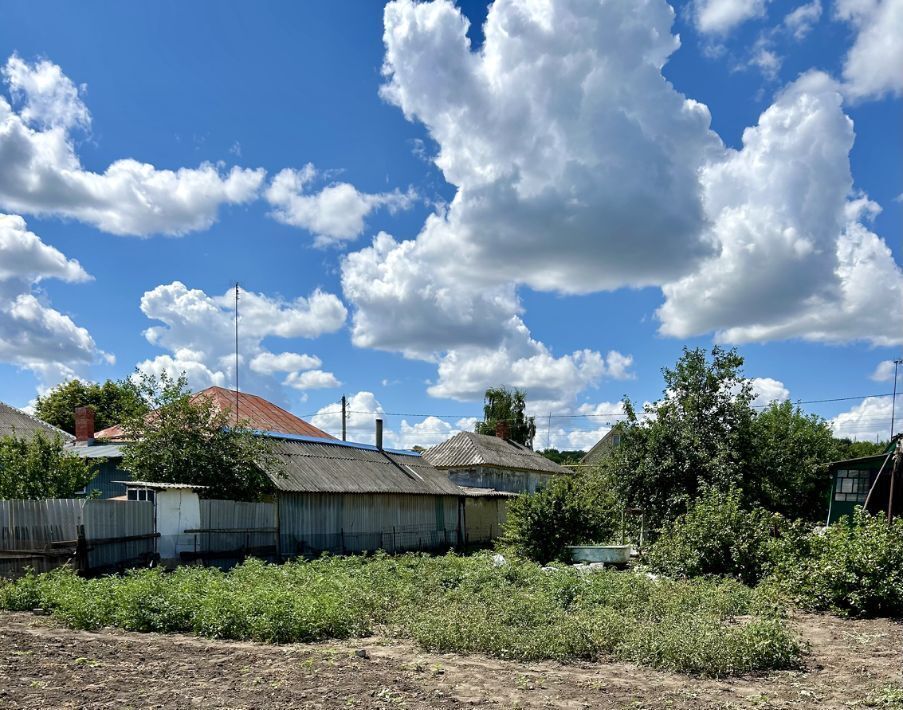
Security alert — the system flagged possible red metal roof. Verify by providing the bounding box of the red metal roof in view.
[95,386,333,441]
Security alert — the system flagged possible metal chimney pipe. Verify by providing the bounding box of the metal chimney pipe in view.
[375,418,384,451]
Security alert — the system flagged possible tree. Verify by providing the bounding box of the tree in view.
[0,432,97,499]
[475,386,536,447]
[834,438,888,460]
[34,379,148,435]
[120,372,276,501]
[539,449,585,465]
[598,346,756,529]
[749,401,838,521]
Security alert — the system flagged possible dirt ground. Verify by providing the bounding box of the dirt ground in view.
[0,611,900,709]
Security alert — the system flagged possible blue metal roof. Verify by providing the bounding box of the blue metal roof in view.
[249,429,423,457]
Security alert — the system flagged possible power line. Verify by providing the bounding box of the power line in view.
[328,392,895,421]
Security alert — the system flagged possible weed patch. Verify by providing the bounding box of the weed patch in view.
[0,552,801,676]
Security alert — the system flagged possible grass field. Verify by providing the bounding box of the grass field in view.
[0,552,802,677]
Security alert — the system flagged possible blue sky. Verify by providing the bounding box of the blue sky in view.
[0,0,900,449]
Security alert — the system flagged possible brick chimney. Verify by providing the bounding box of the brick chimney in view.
[495,420,510,440]
[74,406,95,445]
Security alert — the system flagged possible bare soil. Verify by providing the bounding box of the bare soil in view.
[0,611,900,709]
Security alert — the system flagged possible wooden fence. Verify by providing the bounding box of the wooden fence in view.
[0,499,156,579]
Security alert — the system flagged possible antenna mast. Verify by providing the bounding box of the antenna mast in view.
[235,282,239,422]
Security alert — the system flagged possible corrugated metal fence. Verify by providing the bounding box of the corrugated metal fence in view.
[0,499,155,579]
[184,499,277,559]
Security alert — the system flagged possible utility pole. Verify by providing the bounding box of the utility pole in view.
[341,395,347,441]
[546,411,552,450]
[891,359,902,439]
[234,283,240,421]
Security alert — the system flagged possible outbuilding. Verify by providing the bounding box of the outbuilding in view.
[423,425,570,494]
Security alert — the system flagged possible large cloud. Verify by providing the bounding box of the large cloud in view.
[0,55,264,236]
[0,213,107,386]
[137,281,347,396]
[836,0,903,101]
[379,0,721,294]
[265,164,416,247]
[658,72,903,346]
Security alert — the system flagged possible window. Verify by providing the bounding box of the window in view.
[834,470,871,503]
[127,488,156,504]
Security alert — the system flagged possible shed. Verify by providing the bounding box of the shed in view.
[265,433,468,555]
[826,437,901,524]
[423,431,569,494]
[117,481,207,562]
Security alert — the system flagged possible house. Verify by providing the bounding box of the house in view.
[422,423,570,494]
[827,436,902,525]
[93,386,334,441]
[70,388,510,554]
[0,402,73,443]
[581,426,623,466]
[68,387,334,498]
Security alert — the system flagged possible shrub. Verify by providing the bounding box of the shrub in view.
[645,488,781,585]
[766,510,903,617]
[502,474,618,563]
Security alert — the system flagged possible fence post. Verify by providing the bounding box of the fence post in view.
[76,524,88,575]
[340,528,345,554]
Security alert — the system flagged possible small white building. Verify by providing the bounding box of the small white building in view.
[118,481,207,562]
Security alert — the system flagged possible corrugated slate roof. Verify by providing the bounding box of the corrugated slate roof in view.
[423,432,568,475]
[267,437,463,496]
[0,402,73,442]
[95,386,333,441]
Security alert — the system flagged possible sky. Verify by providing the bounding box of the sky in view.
[0,0,901,450]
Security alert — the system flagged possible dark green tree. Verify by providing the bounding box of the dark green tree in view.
[539,449,585,465]
[120,372,277,501]
[749,400,839,521]
[833,437,888,460]
[598,346,756,529]
[0,433,97,499]
[475,386,536,447]
[34,378,148,435]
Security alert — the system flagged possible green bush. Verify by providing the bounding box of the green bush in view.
[645,488,781,585]
[502,475,618,563]
[766,510,903,617]
[0,553,802,677]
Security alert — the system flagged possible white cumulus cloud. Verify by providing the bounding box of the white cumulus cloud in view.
[750,377,790,406]
[0,213,106,387]
[658,72,903,346]
[692,0,768,34]
[0,55,265,236]
[871,360,898,382]
[137,281,346,397]
[831,395,894,441]
[836,0,903,101]
[784,1,822,39]
[265,164,416,247]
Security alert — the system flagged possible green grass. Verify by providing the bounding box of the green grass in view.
[0,552,802,677]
